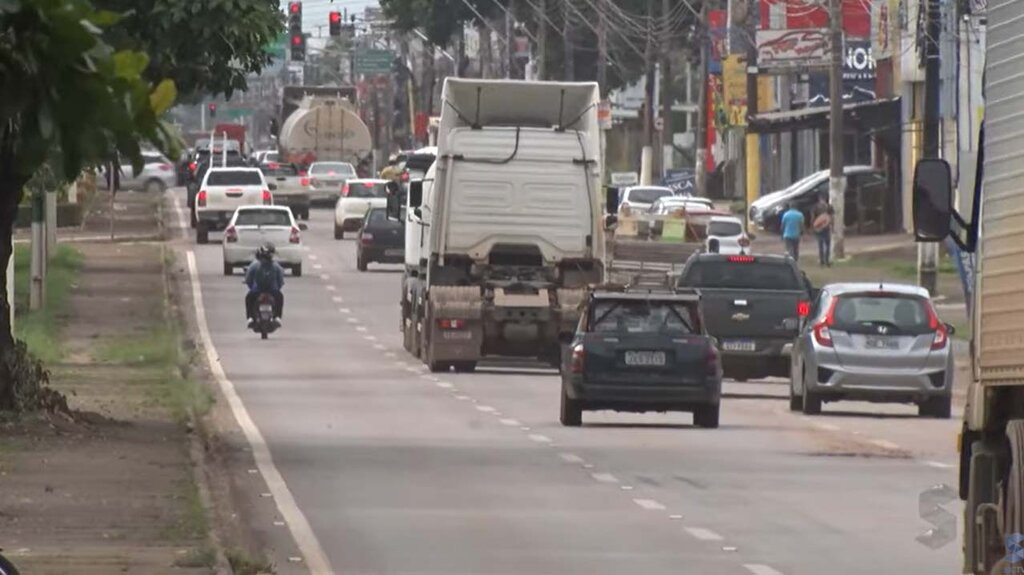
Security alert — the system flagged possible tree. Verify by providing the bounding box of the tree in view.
[0,0,175,401]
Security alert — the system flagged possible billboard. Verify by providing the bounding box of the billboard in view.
[808,39,877,106]
[756,29,831,71]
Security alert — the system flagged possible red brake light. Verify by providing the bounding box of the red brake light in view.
[571,344,585,374]
[327,171,336,176]
[197,190,207,207]
[189,162,197,172]
[269,162,280,169]
[363,182,375,188]
[262,190,272,204]
[224,226,237,243]
[300,177,310,186]
[341,183,350,197]
[289,227,301,244]
[437,319,466,330]
[812,298,839,347]
[797,300,811,318]
[925,301,948,350]
[727,255,756,263]
[299,170,308,177]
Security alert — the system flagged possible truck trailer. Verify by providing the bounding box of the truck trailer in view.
[910,5,1024,572]
[390,79,606,372]
[277,94,372,168]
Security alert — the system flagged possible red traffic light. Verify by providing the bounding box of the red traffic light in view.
[207,103,217,112]
[291,34,302,46]
[329,11,341,23]
[288,1,300,14]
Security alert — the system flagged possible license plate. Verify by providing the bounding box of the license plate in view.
[722,340,756,352]
[865,337,899,350]
[384,249,403,257]
[442,331,472,340]
[624,350,666,366]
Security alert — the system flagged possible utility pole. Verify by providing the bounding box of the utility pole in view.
[505,0,514,78]
[563,0,574,81]
[536,0,547,80]
[743,0,759,220]
[660,0,673,178]
[642,0,656,185]
[597,0,608,92]
[919,0,941,293]
[694,0,710,196]
[828,0,846,260]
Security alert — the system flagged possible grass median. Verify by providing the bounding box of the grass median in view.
[13,244,82,363]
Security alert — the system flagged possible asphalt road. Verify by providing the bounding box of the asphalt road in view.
[186,205,964,575]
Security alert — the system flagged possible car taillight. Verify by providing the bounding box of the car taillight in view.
[300,177,310,186]
[268,162,279,169]
[224,226,237,243]
[797,300,811,318]
[571,344,585,374]
[727,255,756,263]
[437,319,465,330]
[705,345,720,377]
[341,183,350,197]
[926,302,948,350]
[812,298,839,347]
[360,232,374,244]
[262,190,272,204]
[189,162,197,173]
[197,190,207,207]
[289,227,301,244]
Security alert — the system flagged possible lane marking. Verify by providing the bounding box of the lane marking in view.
[685,527,724,541]
[669,514,683,520]
[325,285,337,292]
[620,485,634,491]
[871,439,901,450]
[559,453,584,464]
[499,418,520,426]
[405,367,420,373]
[744,565,784,575]
[373,344,386,350]
[475,405,496,413]
[813,422,840,431]
[519,426,531,431]
[583,464,595,469]
[309,254,319,261]
[313,263,323,270]
[528,434,552,444]
[346,317,359,324]
[591,473,619,483]
[331,296,343,303]
[633,499,667,511]
[319,274,330,280]
[925,461,955,469]
[185,251,333,574]
[454,395,471,401]
[436,382,454,389]
[356,326,368,332]
[385,352,397,358]
[362,335,376,341]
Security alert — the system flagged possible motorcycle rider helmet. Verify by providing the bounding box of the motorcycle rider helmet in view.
[256,242,276,262]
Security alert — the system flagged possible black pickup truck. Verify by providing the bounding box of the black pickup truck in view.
[677,253,814,381]
[559,290,723,428]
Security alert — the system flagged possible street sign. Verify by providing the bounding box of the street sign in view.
[355,49,394,75]
[756,29,831,73]
[225,108,254,119]
[610,172,639,186]
[598,100,612,130]
[265,33,287,59]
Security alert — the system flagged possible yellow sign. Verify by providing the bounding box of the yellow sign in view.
[722,55,774,126]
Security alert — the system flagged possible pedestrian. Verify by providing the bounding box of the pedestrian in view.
[780,202,805,261]
[812,197,834,267]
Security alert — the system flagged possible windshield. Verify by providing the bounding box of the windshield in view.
[311,162,355,176]
[708,221,743,237]
[206,170,263,186]
[234,209,291,227]
[831,294,933,335]
[346,182,388,198]
[590,300,698,334]
[626,187,673,204]
[682,260,801,290]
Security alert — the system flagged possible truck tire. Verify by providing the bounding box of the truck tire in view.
[292,264,302,277]
[560,386,582,427]
[223,262,232,276]
[789,386,803,412]
[453,361,477,373]
[919,395,952,419]
[189,206,196,228]
[693,404,720,429]
[357,255,368,271]
[196,222,209,244]
[402,319,414,353]
[334,225,344,240]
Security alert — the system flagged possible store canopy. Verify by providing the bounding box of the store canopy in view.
[748,97,902,153]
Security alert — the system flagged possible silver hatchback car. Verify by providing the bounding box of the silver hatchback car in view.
[789,283,955,418]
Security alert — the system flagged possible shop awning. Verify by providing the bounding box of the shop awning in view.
[749,97,901,134]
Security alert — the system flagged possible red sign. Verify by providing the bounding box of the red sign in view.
[414,113,429,141]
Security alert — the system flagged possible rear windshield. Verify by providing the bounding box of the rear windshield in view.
[207,170,263,186]
[682,260,800,290]
[831,294,933,335]
[142,153,167,165]
[263,152,280,163]
[347,182,388,198]
[590,300,699,335]
[260,164,298,177]
[708,220,743,237]
[311,163,355,175]
[234,210,291,227]
[627,188,673,204]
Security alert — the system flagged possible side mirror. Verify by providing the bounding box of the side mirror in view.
[408,180,423,208]
[944,322,956,336]
[298,223,308,231]
[386,193,401,220]
[267,183,277,191]
[605,186,620,215]
[912,158,953,241]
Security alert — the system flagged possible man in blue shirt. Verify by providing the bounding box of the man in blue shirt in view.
[779,202,805,261]
[245,243,286,326]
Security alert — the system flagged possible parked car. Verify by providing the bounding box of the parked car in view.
[102,151,177,193]
[194,167,272,244]
[748,165,889,233]
[356,207,404,271]
[307,161,357,204]
[559,290,723,428]
[617,186,675,216]
[222,205,303,276]
[258,162,310,220]
[789,282,954,418]
[333,179,389,239]
[648,196,715,215]
[704,216,752,255]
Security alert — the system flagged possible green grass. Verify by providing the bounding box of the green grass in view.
[173,546,217,569]
[95,327,179,367]
[162,479,210,542]
[12,244,83,363]
[226,549,275,575]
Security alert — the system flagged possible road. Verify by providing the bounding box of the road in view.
[183,203,964,575]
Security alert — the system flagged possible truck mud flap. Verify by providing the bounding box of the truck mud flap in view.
[427,286,484,363]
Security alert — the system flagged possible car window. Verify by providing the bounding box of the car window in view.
[831,294,933,335]
[311,163,355,175]
[590,300,698,335]
[263,152,280,163]
[708,221,743,237]
[260,164,298,177]
[206,170,263,186]
[347,182,388,198]
[234,209,292,227]
[626,188,673,204]
[142,153,165,164]
[682,260,801,290]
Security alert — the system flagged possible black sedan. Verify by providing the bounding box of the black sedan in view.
[559,290,723,428]
[356,207,404,271]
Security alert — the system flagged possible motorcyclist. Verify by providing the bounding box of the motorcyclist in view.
[245,243,285,327]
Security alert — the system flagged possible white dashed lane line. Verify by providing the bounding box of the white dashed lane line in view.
[591,473,619,483]
[633,499,667,511]
[325,285,337,292]
[528,434,552,444]
[356,326,368,333]
[499,418,521,426]
[454,395,471,401]
[476,405,497,413]
[685,527,724,541]
[559,453,585,464]
[313,264,324,270]
[373,344,386,350]
[744,564,785,575]
[436,382,454,389]
[331,296,343,303]
[346,317,359,324]
[319,274,330,280]
[308,254,318,261]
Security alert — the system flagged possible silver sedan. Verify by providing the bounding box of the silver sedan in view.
[789,282,955,418]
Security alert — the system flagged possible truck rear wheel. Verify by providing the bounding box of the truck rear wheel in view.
[560,387,582,427]
[693,404,720,429]
[453,361,476,373]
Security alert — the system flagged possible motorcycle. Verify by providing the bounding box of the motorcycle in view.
[251,292,279,340]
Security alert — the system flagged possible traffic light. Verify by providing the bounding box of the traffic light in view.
[290,33,306,61]
[287,2,304,61]
[207,103,217,118]
[329,11,342,36]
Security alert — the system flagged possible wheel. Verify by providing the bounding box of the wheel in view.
[919,395,952,419]
[789,386,803,411]
[261,330,268,340]
[693,404,720,428]
[145,179,166,194]
[802,385,822,415]
[453,361,477,373]
[428,360,450,373]
[196,223,209,244]
[356,255,368,271]
[402,317,414,352]
[222,262,232,276]
[301,210,310,221]
[189,206,196,228]
[292,264,302,277]
[559,386,582,427]
[334,225,344,240]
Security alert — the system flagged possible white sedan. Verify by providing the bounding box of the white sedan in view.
[333,179,390,239]
[704,215,752,255]
[222,205,304,276]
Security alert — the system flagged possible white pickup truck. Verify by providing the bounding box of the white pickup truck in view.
[195,167,272,244]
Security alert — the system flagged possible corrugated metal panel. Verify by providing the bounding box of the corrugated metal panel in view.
[979,0,1024,384]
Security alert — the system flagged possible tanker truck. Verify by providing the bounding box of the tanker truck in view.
[387,79,606,372]
[910,5,1024,572]
[277,94,372,169]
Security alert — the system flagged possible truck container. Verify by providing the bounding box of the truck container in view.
[277,95,372,168]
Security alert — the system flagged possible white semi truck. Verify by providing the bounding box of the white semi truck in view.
[387,79,606,372]
[911,6,1024,573]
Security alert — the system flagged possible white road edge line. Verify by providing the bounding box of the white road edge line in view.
[633,499,667,511]
[185,251,332,575]
[744,564,784,575]
[685,527,724,541]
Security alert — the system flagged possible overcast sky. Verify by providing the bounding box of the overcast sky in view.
[280,0,382,31]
